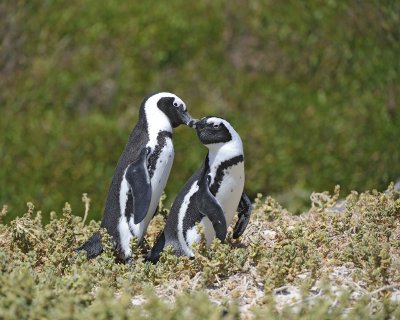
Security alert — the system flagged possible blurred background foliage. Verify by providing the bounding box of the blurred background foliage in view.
[1,0,399,222]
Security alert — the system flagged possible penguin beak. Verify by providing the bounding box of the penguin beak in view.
[177,109,195,127]
[188,119,198,128]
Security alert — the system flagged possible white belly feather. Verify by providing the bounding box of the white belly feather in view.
[130,138,174,241]
[185,162,245,253]
[118,137,174,258]
[201,162,244,246]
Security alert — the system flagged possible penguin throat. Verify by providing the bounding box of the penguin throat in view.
[206,139,244,196]
[206,154,244,196]
[206,138,243,166]
[144,104,173,143]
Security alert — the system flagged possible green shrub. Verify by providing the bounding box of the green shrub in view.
[0,187,399,319]
[1,0,399,221]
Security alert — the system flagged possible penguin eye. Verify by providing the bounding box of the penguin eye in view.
[173,102,178,107]
[213,123,220,129]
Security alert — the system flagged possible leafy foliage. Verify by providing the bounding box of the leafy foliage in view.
[1,0,400,221]
[0,186,399,319]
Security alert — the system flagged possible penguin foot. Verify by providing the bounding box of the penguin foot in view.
[145,251,160,264]
[75,231,103,259]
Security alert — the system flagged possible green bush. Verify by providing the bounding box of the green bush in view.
[1,1,399,221]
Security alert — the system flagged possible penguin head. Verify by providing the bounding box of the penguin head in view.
[150,92,193,128]
[195,117,239,146]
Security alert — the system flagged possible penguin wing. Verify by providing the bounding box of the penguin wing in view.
[232,192,252,239]
[196,174,227,242]
[125,147,152,224]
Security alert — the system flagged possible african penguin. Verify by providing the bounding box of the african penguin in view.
[77,92,195,262]
[146,116,252,262]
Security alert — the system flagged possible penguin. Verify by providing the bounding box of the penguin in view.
[146,116,252,262]
[77,92,195,262]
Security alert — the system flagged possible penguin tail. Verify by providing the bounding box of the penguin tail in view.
[145,231,166,264]
[75,231,103,259]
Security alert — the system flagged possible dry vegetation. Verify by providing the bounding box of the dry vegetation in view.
[1,184,399,319]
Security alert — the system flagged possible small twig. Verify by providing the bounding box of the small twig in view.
[343,279,368,294]
[368,284,400,296]
[239,277,249,300]
[82,193,91,225]
[191,272,202,289]
[215,274,222,286]
[15,222,39,240]
[288,290,323,307]
[330,298,339,309]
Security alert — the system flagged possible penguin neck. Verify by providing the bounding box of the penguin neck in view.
[144,103,173,144]
[206,137,243,173]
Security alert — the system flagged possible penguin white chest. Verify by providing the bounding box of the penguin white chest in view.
[149,138,174,199]
[129,136,174,242]
[200,161,245,246]
[214,162,245,225]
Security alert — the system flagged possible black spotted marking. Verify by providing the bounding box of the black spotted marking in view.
[209,155,244,196]
[147,130,173,178]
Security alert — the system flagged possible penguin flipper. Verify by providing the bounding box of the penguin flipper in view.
[232,192,252,239]
[125,147,152,224]
[196,175,227,242]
